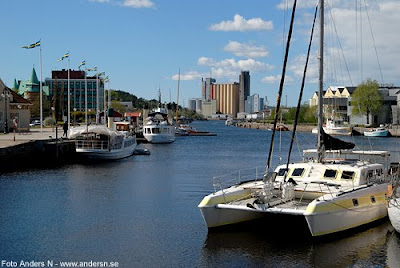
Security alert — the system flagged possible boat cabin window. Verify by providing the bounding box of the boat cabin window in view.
[341,171,354,180]
[291,168,305,177]
[277,168,288,177]
[324,169,337,179]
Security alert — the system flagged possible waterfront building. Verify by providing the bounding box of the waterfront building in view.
[15,67,49,103]
[211,82,240,117]
[309,85,400,126]
[0,79,32,132]
[188,98,202,114]
[45,69,105,118]
[201,78,216,101]
[245,93,260,114]
[239,71,250,113]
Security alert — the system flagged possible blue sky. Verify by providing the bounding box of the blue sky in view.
[1,0,400,107]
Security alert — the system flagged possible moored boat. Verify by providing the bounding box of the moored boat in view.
[143,90,175,144]
[364,127,389,137]
[68,125,137,160]
[198,0,398,237]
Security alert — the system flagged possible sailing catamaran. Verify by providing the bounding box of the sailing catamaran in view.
[198,0,398,236]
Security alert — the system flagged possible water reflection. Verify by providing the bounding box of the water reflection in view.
[201,221,394,267]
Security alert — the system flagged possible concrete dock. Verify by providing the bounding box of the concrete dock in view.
[0,127,76,171]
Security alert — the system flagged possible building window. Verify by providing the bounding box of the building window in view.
[88,82,92,89]
[0,112,2,122]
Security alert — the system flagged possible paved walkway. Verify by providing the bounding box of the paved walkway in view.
[0,127,65,148]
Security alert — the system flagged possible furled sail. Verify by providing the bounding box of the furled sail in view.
[322,129,355,150]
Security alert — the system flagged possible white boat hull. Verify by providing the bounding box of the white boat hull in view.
[323,126,352,136]
[199,182,389,236]
[388,197,400,233]
[305,184,388,236]
[76,146,136,160]
[144,133,175,143]
[76,137,137,160]
[364,130,389,137]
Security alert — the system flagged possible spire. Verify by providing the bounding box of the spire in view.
[29,67,39,85]
[12,79,19,91]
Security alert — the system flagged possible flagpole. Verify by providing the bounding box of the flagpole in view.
[96,72,99,124]
[67,56,70,129]
[104,80,107,126]
[39,42,43,133]
[85,67,88,133]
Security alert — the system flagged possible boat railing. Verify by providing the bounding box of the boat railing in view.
[212,166,265,193]
[75,140,109,150]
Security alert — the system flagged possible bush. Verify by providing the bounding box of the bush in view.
[44,117,56,127]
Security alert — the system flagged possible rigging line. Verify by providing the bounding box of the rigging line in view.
[363,0,384,84]
[265,0,297,172]
[326,1,353,86]
[285,5,319,178]
[360,0,363,82]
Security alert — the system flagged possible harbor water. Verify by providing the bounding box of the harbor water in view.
[2,120,400,267]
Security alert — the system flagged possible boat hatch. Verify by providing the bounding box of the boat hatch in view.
[323,169,337,179]
[340,171,355,180]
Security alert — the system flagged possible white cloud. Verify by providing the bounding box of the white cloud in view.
[171,71,204,81]
[224,41,269,58]
[261,75,294,84]
[197,57,274,80]
[122,0,155,8]
[209,14,273,32]
[89,0,155,8]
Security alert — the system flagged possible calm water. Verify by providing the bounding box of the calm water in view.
[2,121,400,267]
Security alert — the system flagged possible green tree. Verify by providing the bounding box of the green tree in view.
[351,79,382,125]
[111,100,126,115]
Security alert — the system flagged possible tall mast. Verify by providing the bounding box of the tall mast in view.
[175,68,180,127]
[317,0,325,162]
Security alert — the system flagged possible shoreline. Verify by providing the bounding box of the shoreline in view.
[234,122,400,137]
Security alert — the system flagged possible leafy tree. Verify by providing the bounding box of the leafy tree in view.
[351,79,382,125]
[31,96,51,119]
[111,100,127,114]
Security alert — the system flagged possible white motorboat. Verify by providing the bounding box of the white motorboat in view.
[364,127,389,137]
[323,118,352,136]
[143,89,176,144]
[198,0,398,237]
[143,115,175,143]
[69,125,137,160]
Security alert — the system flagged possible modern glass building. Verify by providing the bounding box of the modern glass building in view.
[45,69,105,114]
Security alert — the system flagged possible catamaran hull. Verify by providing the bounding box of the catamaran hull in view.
[305,184,388,236]
[199,205,264,228]
[199,184,388,236]
[388,198,400,233]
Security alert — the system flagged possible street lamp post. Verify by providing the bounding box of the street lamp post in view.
[2,88,10,134]
[73,108,77,126]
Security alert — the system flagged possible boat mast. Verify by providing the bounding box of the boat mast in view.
[175,68,180,127]
[317,0,325,162]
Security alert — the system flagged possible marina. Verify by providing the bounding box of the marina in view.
[2,0,400,267]
[2,121,400,266]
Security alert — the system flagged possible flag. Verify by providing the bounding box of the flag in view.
[78,61,86,69]
[22,40,40,49]
[87,67,97,72]
[57,52,69,61]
